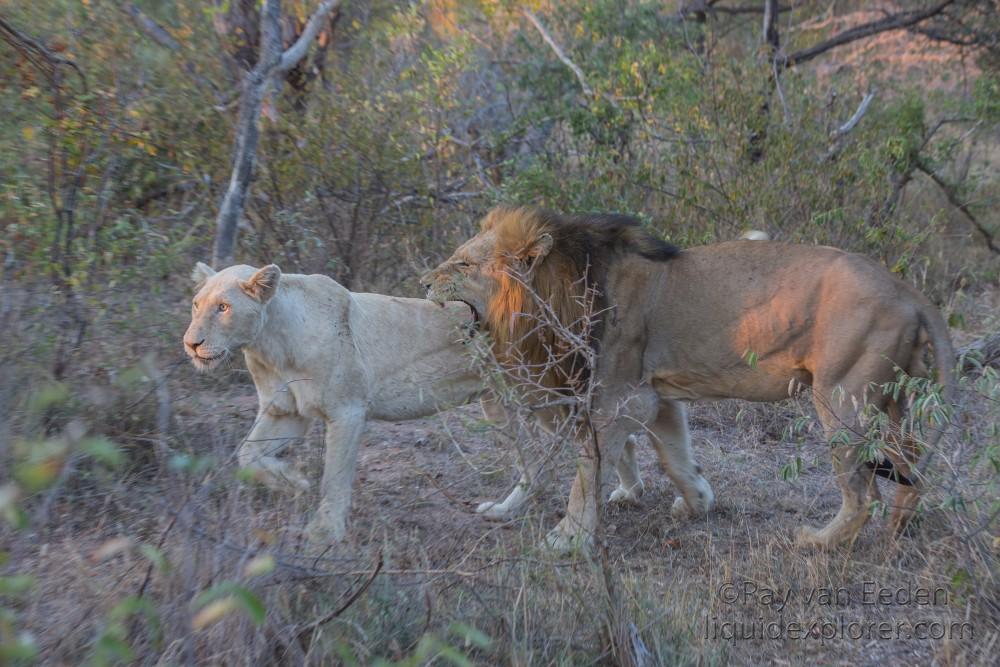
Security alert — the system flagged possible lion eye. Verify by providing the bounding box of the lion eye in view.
[192,302,199,312]
[218,303,229,313]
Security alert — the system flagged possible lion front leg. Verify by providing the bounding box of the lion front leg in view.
[306,406,367,546]
[546,388,658,553]
[239,412,312,494]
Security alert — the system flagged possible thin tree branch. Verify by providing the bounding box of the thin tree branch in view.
[277,0,342,74]
[784,0,958,68]
[120,2,181,51]
[917,161,1000,255]
[522,9,594,99]
[833,90,876,138]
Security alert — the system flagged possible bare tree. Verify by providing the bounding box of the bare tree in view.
[212,0,342,268]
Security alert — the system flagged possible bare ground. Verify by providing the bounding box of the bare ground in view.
[9,366,998,665]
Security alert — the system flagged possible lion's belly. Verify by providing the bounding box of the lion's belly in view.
[651,363,811,403]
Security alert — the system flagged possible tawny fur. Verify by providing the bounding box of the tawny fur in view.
[424,206,955,552]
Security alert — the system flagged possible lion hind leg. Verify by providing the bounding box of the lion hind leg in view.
[647,400,714,519]
[797,371,886,549]
[609,434,645,504]
[883,394,924,536]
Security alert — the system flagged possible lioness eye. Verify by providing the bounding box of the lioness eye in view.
[218,303,229,313]
[192,302,199,311]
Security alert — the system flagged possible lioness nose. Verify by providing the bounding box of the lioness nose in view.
[185,336,204,352]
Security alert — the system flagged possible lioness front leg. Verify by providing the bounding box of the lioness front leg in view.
[475,398,555,520]
[306,405,367,545]
[239,411,311,494]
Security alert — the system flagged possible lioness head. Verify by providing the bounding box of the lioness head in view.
[183,262,281,371]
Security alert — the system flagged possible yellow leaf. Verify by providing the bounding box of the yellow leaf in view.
[243,554,275,578]
[21,127,35,141]
[192,597,239,631]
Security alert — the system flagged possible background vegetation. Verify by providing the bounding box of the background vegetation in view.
[1,1,998,664]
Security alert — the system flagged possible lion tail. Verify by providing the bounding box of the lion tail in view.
[908,305,956,472]
[915,305,956,405]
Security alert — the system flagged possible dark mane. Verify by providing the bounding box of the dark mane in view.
[480,206,678,391]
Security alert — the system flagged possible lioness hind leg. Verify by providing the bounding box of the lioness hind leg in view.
[475,398,554,520]
[240,413,312,494]
[647,400,714,519]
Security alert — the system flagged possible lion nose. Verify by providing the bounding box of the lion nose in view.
[185,336,204,353]
[420,274,433,291]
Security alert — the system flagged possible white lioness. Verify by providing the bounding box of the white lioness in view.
[182,262,644,543]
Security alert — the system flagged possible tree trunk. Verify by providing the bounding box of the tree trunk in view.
[211,0,342,267]
[212,0,282,268]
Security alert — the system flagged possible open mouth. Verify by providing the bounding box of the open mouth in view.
[458,299,481,333]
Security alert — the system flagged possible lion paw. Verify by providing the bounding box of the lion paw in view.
[608,482,644,505]
[793,526,831,549]
[670,477,715,519]
[543,519,593,554]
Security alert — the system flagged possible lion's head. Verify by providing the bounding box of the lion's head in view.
[183,262,281,371]
[422,206,678,388]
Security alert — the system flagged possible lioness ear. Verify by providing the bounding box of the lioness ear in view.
[191,262,216,288]
[240,264,281,303]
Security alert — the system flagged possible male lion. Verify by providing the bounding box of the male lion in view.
[422,207,954,551]
[182,262,645,542]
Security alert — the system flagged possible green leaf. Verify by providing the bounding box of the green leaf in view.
[79,438,124,467]
[139,544,170,573]
[0,574,35,596]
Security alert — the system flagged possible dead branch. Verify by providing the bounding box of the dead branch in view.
[212,0,343,266]
[824,90,877,162]
[958,332,1000,372]
[832,89,876,139]
[784,0,958,68]
[120,3,181,50]
[0,15,86,92]
[916,161,1000,255]
[522,9,594,99]
[294,550,384,643]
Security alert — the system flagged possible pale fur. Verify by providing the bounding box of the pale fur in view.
[182,262,645,544]
[183,263,488,543]
[423,208,954,552]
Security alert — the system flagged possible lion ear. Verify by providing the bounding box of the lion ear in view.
[525,233,553,260]
[191,262,216,288]
[240,264,281,303]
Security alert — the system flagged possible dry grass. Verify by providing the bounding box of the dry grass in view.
[4,370,997,663]
[1,276,998,665]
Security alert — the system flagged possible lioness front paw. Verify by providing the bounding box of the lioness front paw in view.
[475,500,513,520]
[245,460,311,495]
[794,526,827,549]
[306,506,347,546]
[608,481,644,505]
